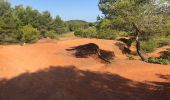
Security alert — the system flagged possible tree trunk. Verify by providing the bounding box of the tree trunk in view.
[133,23,146,61]
[136,35,146,61]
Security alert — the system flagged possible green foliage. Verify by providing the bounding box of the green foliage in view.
[148,57,169,65]
[44,31,58,39]
[72,18,120,40]
[0,0,69,44]
[0,0,21,44]
[140,34,170,53]
[97,29,118,40]
[117,31,129,37]
[51,16,69,34]
[141,39,157,53]
[160,49,170,62]
[74,27,97,38]
[156,35,170,47]
[19,25,40,43]
[66,20,90,31]
[38,11,53,30]
[96,18,118,40]
[98,0,170,52]
[157,40,170,48]
[0,34,19,44]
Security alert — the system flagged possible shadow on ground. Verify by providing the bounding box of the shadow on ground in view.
[66,43,115,63]
[0,66,169,100]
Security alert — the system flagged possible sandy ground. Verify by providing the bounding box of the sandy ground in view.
[0,36,170,100]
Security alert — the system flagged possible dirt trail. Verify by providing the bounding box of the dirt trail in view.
[0,37,169,81]
[0,36,170,100]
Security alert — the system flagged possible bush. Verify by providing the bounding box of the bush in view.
[66,20,89,31]
[44,31,58,39]
[0,32,20,44]
[157,40,170,47]
[96,18,118,40]
[117,31,129,37]
[75,27,119,40]
[19,25,40,43]
[160,49,170,61]
[148,57,169,65]
[0,35,19,44]
[74,27,97,38]
[141,39,157,53]
[156,35,170,47]
[55,27,69,35]
[97,29,118,40]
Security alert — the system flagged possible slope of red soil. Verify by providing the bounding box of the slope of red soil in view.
[149,46,170,57]
[0,38,170,100]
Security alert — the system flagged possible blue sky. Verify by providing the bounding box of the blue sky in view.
[8,0,102,22]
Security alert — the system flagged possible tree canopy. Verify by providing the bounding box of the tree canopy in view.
[98,0,170,61]
[66,20,91,31]
[0,0,69,44]
[98,0,170,37]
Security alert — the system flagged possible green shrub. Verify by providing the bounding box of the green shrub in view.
[75,27,119,40]
[0,32,20,44]
[160,49,170,61]
[156,35,170,47]
[74,29,82,36]
[55,27,69,34]
[117,31,129,37]
[66,20,90,31]
[74,27,97,38]
[141,39,157,53]
[44,31,58,39]
[19,25,40,43]
[0,35,19,44]
[148,57,169,65]
[83,27,97,38]
[97,29,118,40]
[157,40,170,47]
[96,18,118,40]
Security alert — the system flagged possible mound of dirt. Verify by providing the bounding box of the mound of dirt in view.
[66,43,115,63]
[115,42,131,54]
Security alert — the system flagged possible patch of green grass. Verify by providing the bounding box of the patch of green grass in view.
[148,57,169,65]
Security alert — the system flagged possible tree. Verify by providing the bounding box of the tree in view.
[0,0,20,43]
[52,15,68,34]
[39,11,53,31]
[13,5,25,26]
[96,18,118,39]
[98,0,170,61]
[0,0,71,44]
[24,6,41,28]
[66,20,89,31]
[0,0,11,16]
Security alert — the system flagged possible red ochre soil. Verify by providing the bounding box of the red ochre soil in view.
[0,37,170,100]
